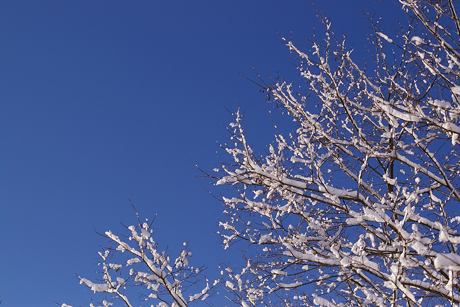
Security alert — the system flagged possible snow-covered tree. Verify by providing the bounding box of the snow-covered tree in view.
[62,212,216,307]
[66,1,460,306]
[214,1,460,306]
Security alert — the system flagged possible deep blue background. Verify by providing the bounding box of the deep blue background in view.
[0,1,398,306]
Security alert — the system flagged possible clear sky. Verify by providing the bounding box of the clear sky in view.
[0,1,397,306]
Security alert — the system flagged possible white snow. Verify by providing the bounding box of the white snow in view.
[377,32,393,43]
[452,86,460,96]
[434,253,460,271]
[411,36,425,45]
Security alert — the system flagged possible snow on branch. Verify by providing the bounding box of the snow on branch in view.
[63,216,217,307]
[215,1,460,306]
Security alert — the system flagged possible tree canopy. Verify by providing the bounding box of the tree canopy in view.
[215,0,460,306]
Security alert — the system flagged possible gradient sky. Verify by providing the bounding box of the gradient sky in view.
[0,1,398,306]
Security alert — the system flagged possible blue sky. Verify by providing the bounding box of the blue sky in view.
[0,1,397,306]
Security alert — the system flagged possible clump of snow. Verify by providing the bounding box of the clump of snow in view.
[79,278,110,293]
[411,36,425,45]
[377,32,393,43]
[434,253,460,270]
[452,86,460,96]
